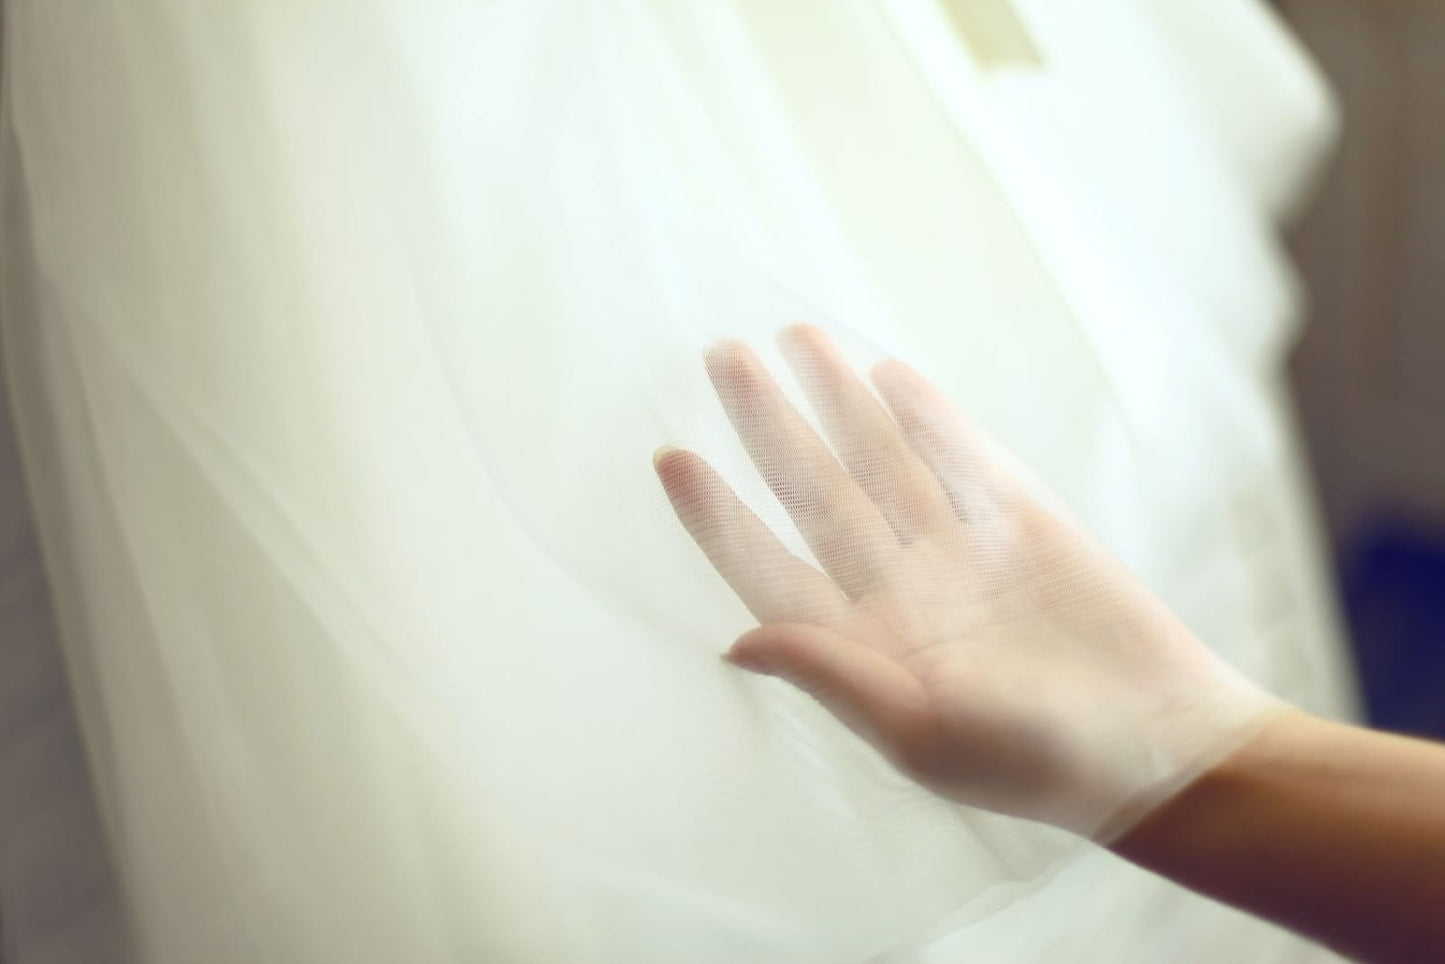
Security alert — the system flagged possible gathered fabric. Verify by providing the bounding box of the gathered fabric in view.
[0,1,1355,961]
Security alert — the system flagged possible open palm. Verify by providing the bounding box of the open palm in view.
[655,326,1276,837]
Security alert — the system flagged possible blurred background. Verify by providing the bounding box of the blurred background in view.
[1284,0,1445,739]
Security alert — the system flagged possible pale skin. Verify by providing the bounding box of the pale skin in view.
[654,325,1445,963]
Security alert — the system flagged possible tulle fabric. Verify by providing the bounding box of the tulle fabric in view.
[1,0,1355,961]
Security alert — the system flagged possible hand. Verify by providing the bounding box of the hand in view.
[654,326,1280,838]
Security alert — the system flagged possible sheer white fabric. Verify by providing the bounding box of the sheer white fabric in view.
[1,0,1355,961]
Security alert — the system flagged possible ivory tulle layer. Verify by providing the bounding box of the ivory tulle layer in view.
[1,1,1354,961]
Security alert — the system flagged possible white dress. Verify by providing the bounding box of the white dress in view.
[0,0,1355,961]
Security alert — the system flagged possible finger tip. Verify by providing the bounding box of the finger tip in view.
[704,340,767,401]
[724,643,773,675]
[703,338,748,372]
[868,357,906,384]
[777,322,831,358]
[777,321,816,345]
[652,447,700,491]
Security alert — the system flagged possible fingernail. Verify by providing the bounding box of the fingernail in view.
[725,646,773,675]
[776,322,817,352]
[704,339,750,375]
[652,445,682,470]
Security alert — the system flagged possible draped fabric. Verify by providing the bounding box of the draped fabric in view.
[1,1,1355,961]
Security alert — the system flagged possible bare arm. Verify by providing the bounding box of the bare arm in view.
[1113,710,1445,963]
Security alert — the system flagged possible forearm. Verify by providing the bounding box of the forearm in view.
[1111,710,1445,962]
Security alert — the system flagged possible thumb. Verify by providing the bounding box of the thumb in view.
[728,623,933,759]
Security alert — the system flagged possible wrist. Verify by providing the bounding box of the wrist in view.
[1106,709,1445,961]
[1108,707,1321,861]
